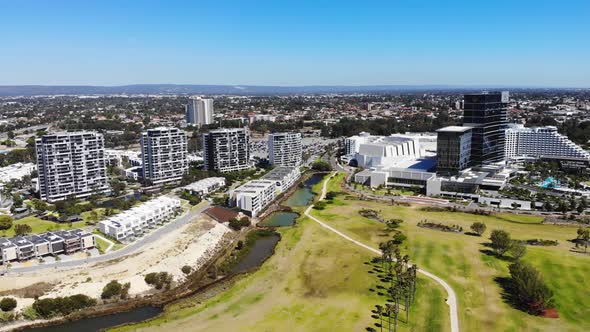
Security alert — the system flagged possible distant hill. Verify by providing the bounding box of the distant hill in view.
[0,84,575,97]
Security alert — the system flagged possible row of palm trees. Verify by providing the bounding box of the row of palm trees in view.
[372,241,418,332]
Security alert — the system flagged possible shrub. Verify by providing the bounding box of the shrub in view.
[181,265,192,275]
[228,217,251,231]
[0,215,13,230]
[508,261,554,315]
[311,160,332,171]
[313,201,327,210]
[470,222,487,236]
[144,272,173,290]
[120,282,131,300]
[0,298,17,312]
[490,230,512,256]
[32,295,96,318]
[101,280,123,299]
[14,224,33,236]
[509,240,527,260]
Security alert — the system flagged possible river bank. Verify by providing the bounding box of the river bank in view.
[10,172,324,331]
[13,228,281,332]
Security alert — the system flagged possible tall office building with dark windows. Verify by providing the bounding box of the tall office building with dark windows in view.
[462,91,509,166]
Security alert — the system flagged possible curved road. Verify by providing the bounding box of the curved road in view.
[6,201,211,275]
[304,172,459,332]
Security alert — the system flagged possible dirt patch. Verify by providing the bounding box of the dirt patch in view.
[542,308,559,318]
[0,282,54,298]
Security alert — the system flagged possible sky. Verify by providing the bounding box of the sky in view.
[1,0,589,87]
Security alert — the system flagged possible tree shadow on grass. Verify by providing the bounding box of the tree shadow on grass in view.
[494,276,526,313]
[479,249,515,262]
[464,232,482,237]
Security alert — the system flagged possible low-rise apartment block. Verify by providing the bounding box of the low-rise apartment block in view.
[261,166,301,193]
[230,166,301,217]
[230,180,276,218]
[0,229,95,265]
[182,177,226,196]
[98,196,181,241]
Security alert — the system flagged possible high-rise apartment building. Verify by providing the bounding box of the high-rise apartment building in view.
[141,127,188,185]
[436,126,472,175]
[505,124,590,161]
[463,91,509,166]
[203,128,250,173]
[36,131,109,202]
[268,132,302,167]
[186,97,214,126]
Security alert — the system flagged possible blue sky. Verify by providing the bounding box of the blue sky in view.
[1,0,589,87]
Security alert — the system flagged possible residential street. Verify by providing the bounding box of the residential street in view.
[4,201,211,275]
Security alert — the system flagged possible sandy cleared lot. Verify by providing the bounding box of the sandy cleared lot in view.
[0,216,231,312]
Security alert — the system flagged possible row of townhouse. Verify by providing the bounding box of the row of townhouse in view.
[98,196,181,241]
[230,167,301,218]
[0,229,95,265]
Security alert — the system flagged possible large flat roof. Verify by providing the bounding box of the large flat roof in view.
[436,126,472,133]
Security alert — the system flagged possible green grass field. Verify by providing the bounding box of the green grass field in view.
[310,172,590,332]
[111,216,449,332]
[0,216,86,237]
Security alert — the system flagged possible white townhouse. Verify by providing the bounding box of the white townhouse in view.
[98,196,181,240]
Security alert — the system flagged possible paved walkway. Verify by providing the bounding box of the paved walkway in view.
[304,172,460,332]
[93,233,115,252]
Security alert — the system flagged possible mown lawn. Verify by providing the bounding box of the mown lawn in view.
[310,172,590,332]
[111,214,449,332]
[0,216,86,237]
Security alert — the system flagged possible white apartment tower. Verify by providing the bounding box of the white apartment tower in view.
[268,132,302,167]
[505,124,590,160]
[141,127,189,185]
[203,127,250,173]
[186,97,214,126]
[36,131,109,202]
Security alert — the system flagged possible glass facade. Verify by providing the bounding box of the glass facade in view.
[463,92,508,166]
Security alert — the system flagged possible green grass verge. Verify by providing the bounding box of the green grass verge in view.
[0,216,86,237]
[309,172,590,332]
[110,212,448,331]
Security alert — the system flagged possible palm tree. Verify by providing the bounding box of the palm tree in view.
[375,305,384,332]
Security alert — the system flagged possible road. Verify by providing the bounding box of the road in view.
[304,172,460,332]
[5,201,211,275]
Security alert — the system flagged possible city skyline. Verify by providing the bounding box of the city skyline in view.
[1,0,590,87]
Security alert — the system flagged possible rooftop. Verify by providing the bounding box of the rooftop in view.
[436,126,472,133]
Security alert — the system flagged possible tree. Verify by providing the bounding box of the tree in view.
[14,224,32,236]
[311,160,332,172]
[509,240,527,260]
[0,297,17,312]
[508,261,554,315]
[470,222,487,236]
[0,215,13,230]
[181,265,192,275]
[110,179,126,197]
[576,227,590,252]
[490,230,512,256]
[228,217,251,231]
[101,280,123,299]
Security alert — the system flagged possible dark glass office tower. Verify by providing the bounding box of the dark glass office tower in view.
[463,91,509,166]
